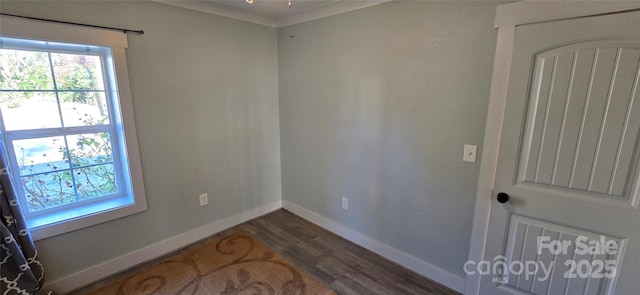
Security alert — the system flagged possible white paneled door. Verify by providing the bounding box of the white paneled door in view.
[479,10,640,295]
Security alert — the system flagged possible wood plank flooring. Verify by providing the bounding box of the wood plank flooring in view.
[70,209,461,295]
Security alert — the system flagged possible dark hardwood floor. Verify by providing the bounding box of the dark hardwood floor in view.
[71,209,461,295]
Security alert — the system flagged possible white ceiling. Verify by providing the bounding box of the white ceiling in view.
[153,0,392,27]
[212,0,339,19]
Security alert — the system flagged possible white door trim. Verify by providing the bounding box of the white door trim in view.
[466,2,640,294]
[494,1,640,28]
[465,25,514,295]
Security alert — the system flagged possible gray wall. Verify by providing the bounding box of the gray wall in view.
[0,1,281,282]
[278,1,499,277]
[1,0,501,286]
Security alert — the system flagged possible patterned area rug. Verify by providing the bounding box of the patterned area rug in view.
[88,230,336,294]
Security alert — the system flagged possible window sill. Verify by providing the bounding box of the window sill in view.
[28,196,147,241]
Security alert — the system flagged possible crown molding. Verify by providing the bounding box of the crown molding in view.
[151,0,277,27]
[276,0,392,27]
[150,0,393,28]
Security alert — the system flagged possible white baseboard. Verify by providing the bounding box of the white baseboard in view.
[44,199,282,294]
[282,200,466,293]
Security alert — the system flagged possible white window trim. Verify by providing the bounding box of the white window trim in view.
[0,15,147,240]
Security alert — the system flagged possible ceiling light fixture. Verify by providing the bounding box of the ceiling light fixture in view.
[245,0,292,8]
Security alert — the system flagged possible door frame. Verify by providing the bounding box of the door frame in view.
[466,2,640,294]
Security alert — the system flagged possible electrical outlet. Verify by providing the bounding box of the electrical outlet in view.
[199,193,208,206]
[342,197,349,210]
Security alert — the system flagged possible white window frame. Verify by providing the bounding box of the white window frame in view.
[0,16,147,240]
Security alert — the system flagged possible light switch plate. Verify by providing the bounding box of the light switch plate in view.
[199,193,208,206]
[463,145,478,163]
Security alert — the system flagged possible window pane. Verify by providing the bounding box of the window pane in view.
[59,91,110,126]
[0,49,54,90]
[51,53,104,91]
[22,170,76,212]
[75,164,118,200]
[13,136,69,176]
[67,133,113,167]
[0,91,62,130]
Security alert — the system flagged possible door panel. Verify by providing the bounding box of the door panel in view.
[501,215,624,295]
[480,10,640,295]
[516,42,640,202]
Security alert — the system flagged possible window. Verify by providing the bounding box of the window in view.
[0,18,146,240]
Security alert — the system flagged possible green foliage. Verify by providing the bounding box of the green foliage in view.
[0,50,52,90]
[1,48,113,211]
[0,49,102,107]
[53,54,100,103]
[19,131,117,211]
[0,50,52,108]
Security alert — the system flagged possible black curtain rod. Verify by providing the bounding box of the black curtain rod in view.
[0,13,144,35]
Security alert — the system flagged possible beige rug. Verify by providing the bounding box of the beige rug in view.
[89,230,336,295]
